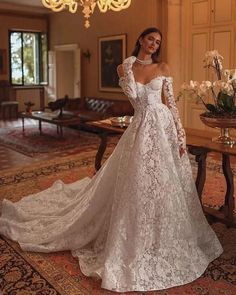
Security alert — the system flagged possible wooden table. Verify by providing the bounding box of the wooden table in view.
[20,111,81,136]
[186,128,236,226]
[86,119,236,227]
[85,119,124,171]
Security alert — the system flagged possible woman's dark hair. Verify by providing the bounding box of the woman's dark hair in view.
[131,27,162,63]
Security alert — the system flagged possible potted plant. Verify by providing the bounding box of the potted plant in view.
[24,101,35,114]
[178,50,236,144]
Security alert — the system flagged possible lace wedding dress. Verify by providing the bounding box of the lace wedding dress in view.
[0,56,223,292]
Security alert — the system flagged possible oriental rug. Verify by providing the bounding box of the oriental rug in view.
[0,124,118,157]
[0,152,236,295]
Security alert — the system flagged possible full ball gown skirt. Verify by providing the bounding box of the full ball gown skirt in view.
[0,57,223,292]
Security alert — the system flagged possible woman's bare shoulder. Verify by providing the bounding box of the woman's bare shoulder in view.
[157,62,171,77]
[117,64,124,78]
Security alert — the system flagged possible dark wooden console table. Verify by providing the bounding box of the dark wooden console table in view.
[86,119,236,227]
[186,128,235,226]
[20,111,80,136]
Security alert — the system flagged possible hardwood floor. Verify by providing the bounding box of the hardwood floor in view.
[0,117,38,129]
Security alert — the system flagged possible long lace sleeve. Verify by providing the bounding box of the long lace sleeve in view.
[163,77,186,154]
[119,56,137,99]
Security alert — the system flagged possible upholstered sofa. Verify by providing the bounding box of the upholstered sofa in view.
[65,96,134,124]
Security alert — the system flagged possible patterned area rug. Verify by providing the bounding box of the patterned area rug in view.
[0,124,115,157]
[193,152,236,212]
[0,152,236,295]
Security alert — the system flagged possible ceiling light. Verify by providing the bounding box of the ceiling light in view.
[42,0,131,28]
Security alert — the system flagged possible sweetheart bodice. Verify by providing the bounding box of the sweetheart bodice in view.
[135,76,172,87]
[134,76,173,109]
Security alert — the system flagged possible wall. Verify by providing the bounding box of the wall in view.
[0,9,48,111]
[165,0,184,119]
[49,0,164,100]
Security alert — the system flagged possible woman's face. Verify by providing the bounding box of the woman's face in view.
[139,32,162,55]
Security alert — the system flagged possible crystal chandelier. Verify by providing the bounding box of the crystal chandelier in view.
[42,0,132,28]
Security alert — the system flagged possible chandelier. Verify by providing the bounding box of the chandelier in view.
[41,0,132,28]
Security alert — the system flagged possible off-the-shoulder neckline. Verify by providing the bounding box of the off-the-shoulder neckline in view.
[135,76,173,86]
[119,75,173,86]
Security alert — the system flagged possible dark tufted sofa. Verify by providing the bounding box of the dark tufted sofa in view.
[65,96,134,124]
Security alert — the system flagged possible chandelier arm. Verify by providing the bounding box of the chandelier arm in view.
[97,0,131,12]
[42,0,64,8]
[68,2,78,13]
[42,0,66,11]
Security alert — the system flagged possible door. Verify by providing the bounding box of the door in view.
[45,44,81,102]
[183,0,235,131]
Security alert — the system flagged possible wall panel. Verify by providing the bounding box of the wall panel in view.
[191,32,209,81]
[213,0,233,23]
[192,0,210,26]
[211,27,233,68]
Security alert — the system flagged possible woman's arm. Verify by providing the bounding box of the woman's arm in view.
[161,64,186,157]
[117,56,137,99]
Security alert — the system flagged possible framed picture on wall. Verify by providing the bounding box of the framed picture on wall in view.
[0,49,7,75]
[98,34,126,92]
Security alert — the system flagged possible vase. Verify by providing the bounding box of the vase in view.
[25,106,32,114]
[199,113,236,145]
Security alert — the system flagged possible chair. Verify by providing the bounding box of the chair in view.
[0,80,19,120]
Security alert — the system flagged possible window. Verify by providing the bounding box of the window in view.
[9,31,48,86]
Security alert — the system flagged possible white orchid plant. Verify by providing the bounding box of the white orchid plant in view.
[179,50,236,117]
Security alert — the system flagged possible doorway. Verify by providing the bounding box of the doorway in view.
[46,44,81,101]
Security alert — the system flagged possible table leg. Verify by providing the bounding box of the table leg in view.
[39,120,42,135]
[188,146,209,201]
[22,117,25,132]
[222,154,235,221]
[95,132,108,171]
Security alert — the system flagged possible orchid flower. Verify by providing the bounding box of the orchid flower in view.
[178,50,236,115]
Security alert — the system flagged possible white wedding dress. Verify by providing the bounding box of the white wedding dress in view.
[0,56,223,292]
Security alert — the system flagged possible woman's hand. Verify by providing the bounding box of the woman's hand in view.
[122,56,137,72]
[179,146,186,157]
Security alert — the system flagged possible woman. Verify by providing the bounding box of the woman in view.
[0,28,223,292]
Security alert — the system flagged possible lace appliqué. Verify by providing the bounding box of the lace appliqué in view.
[119,56,137,105]
[119,57,186,157]
[163,78,186,154]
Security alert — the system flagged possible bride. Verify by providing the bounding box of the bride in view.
[0,27,223,292]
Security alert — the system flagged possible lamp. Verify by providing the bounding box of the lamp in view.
[42,0,132,28]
